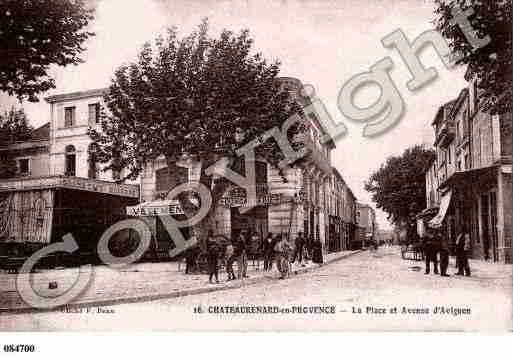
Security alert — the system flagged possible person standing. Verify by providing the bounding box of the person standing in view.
[455,226,471,276]
[423,230,439,275]
[234,231,248,279]
[438,231,450,277]
[292,232,305,266]
[225,239,236,281]
[262,233,274,271]
[312,237,324,265]
[206,232,220,284]
[273,234,291,279]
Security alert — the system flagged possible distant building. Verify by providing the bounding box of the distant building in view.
[356,203,376,246]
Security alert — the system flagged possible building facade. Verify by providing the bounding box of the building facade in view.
[0,89,139,258]
[1,78,358,259]
[138,77,358,254]
[356,202,376,246]
[424,77,512,263]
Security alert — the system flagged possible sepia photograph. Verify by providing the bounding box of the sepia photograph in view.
[0,0,512,342]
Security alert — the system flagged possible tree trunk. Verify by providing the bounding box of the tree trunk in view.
[165,155,240,251]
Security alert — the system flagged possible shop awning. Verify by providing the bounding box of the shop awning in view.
[439,165,498,190]
[428,190,452,228]
[127,199,184,217]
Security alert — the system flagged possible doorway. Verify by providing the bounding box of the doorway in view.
[230,206,268,240]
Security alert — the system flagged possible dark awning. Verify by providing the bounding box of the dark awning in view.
[439,165,498,190]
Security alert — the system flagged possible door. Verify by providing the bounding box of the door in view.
[480,194,490,260]
[490,191,498,262]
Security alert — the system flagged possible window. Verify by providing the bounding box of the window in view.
[64,107,75,127]
[18,158,29,176]
[88,143,99,179]
[88,103,100,124]
[65,145,76,176]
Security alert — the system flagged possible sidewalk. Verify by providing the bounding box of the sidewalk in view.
[0,250,361,313]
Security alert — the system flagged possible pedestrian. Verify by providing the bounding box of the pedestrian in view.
[225,239,236,281]
[262,233,274,271]
[292,232,305,266]
[455,226,471,276]
[305,234,314,261]
[438,231,450,277]
[185,232,199,274]
[273,234,291,279]
[206,231,220,284]
[311,237,324,265]
[423,230,439,275]
[234,231,249,279]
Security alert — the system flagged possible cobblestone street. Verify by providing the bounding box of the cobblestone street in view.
[1,246,512,331]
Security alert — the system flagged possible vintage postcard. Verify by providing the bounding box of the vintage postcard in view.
[0,0,511,337]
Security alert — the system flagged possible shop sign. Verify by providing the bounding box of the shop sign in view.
[219,193,282,207]
[0,176,139,198]
[127,203,184,216]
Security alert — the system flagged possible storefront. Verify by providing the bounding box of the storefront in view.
[0,176,139,264]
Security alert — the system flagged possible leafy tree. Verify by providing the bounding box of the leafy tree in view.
[364,145,436,229]
[433,0,512,114]
[0,107,33,178]
[90,20,303,239]
[0,0,94,102]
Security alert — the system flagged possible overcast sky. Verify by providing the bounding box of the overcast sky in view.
[1,0,470,230]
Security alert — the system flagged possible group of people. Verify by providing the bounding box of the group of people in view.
[423,226,471,277]
[187,230,324,284]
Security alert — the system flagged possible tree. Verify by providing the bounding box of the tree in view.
[364,145,436,228]
[433,0,512,114]
[0,107,33,178]
[90,20,303,240]
[0,0,94,102]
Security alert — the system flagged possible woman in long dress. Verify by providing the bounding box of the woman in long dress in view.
[312,238,324,264]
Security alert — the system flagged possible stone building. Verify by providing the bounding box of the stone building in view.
[0,89,139,259]
[356,202,376,246]
[423,75,512,263]
[138,77,358,254]
[1,77,358,260]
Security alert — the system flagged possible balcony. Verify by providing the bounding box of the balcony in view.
[434,121,455,148]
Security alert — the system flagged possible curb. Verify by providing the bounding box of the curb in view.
[1,250,363,315]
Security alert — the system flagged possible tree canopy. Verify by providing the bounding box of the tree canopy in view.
[364,145,435,227]
[90,20,303,236]
[433,0,512,114]
[0,0,95,102]
[0,107,33,178]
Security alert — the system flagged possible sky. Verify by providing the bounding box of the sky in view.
[1,0,470,230]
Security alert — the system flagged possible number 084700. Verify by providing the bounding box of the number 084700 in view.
[4,344,36,353]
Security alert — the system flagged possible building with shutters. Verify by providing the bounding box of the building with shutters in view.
[0,77,359,261]
[422,73,512,263]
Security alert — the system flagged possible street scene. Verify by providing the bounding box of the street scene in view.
[1,246,512,331]
[0,0,512,335]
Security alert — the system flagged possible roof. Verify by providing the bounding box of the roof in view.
[31,122,50,141]
[45,88,109,104]
[448,88,469,120]
[332,166,357,200]
[431,99,456,126]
